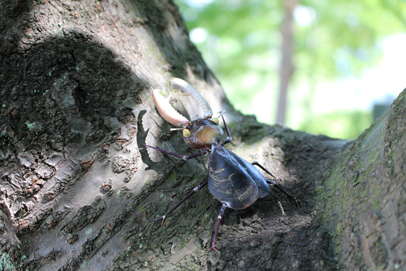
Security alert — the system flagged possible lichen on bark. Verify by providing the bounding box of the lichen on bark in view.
[319,89,406,270]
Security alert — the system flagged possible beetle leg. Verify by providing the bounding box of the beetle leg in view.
[220,115,232,146]
[144,144,203,160]
[155,180,208,226]
[251,161,278,180]
[251,161,299,208]
[207,203,227,253]
[267,180,299,208]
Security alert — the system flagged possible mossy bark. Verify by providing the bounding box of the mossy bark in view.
[0,0,405,270]
[319,91,406,270]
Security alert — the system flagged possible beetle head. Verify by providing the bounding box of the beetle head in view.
[183,119,224,150]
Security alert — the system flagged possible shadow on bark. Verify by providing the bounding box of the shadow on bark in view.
[2,0,404,270]
[1,21,146,270]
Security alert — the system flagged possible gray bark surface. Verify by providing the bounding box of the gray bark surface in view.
[0,0,405,270]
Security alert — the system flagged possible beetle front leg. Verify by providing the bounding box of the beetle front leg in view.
[207,203,227,253]
[144,144,203,160]
[155,180,208,226]
[220,115,232,146]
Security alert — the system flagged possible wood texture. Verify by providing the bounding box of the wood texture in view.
[0,0,405,270]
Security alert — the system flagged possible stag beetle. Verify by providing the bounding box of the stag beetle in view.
[145,78,298,252]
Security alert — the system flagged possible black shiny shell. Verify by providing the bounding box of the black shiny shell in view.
[227,150,270,199]
[208,144,270,210]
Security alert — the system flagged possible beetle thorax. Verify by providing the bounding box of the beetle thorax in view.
[183,119,223,150]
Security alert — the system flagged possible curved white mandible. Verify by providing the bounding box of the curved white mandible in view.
[169,78,213,118]
[152,89,191,128]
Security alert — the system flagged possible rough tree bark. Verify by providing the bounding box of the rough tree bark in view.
[0,0,405,270]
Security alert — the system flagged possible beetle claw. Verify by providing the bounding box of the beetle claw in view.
[207,246,220,253]
[294,200,300,209]
[155,215,166,227]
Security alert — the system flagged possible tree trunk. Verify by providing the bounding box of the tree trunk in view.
[275,0,297,125]
[0,0,405,270]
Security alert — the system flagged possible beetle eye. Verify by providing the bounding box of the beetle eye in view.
[183,129,191,137]
[211,117,219,124]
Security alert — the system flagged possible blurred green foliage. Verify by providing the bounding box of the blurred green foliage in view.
[174,0,405,139]
[298,110,373,140]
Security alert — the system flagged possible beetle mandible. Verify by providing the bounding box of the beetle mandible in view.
[146,78,298,252]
